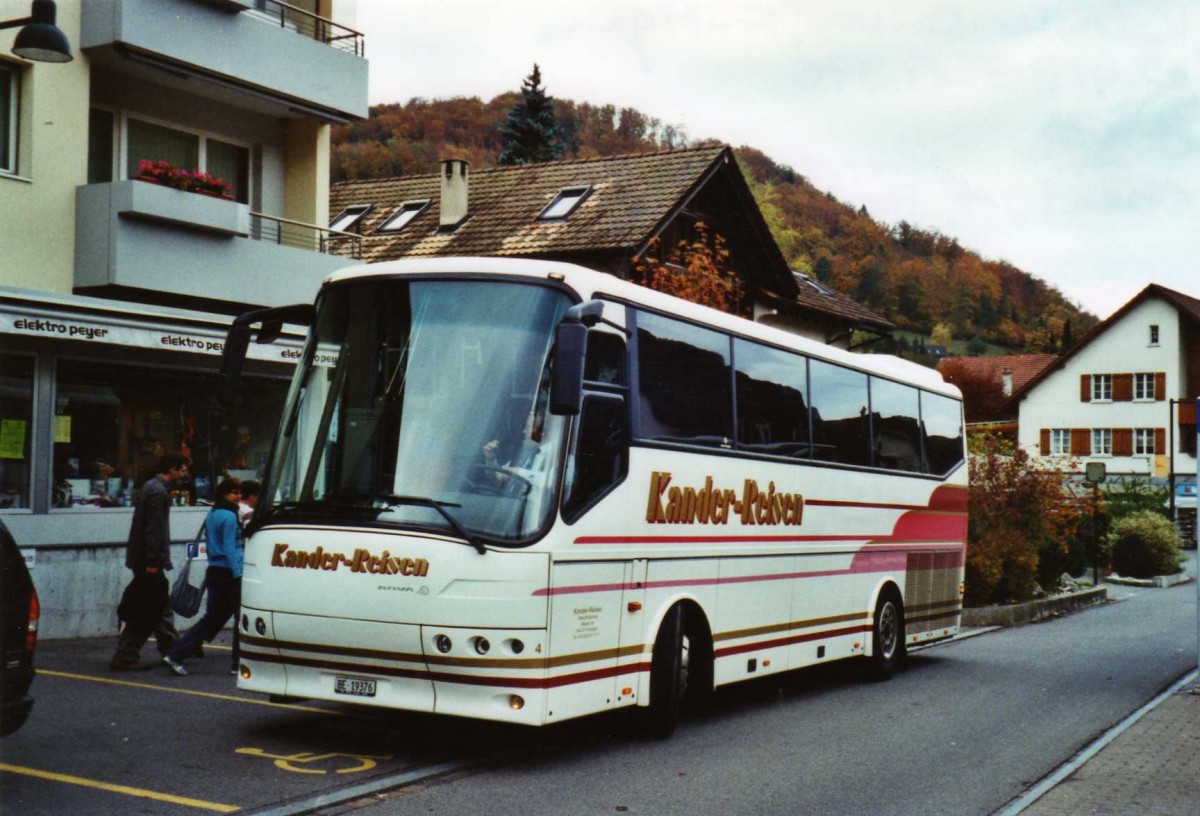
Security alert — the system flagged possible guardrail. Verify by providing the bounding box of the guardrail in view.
[248,0,365,57]
[250,213,362,259]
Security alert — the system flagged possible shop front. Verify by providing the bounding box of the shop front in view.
[0,287,300,638]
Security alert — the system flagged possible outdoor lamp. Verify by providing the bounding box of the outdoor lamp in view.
[1,0,73,63]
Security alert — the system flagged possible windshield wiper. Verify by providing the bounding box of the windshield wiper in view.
[375,493,486,555]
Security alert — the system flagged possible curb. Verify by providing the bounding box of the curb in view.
[1107,573,1193,589]
[961,586,1107,628]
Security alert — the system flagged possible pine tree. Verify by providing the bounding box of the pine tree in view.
[497,64,562,166]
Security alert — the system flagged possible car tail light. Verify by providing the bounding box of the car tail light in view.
[25,586,39,654]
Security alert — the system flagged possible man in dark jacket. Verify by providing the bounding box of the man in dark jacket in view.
[110,452,191,671]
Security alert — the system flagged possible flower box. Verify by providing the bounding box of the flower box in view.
[135,160,233,198]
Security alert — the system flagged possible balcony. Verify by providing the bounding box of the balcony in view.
[74,181,363,311]
[81,0,368,123]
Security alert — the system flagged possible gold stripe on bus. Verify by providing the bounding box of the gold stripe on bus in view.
[713,611,869,643]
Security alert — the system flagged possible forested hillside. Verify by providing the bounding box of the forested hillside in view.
[332,94,1097,352]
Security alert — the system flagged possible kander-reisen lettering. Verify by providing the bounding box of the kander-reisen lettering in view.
[271,543,429,576]
[645,471,804,526]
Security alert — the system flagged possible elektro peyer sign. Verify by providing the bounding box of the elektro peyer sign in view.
[645,471,805,526]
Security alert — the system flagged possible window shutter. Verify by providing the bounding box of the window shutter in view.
[1113,374,1133,402]
[1113,429,1132,456]
[1155,428,1166,454]
[1071,428,1091,455]
[1080,374,1091,402]
[1040,429,1050,455]
[1154,372,1166,400]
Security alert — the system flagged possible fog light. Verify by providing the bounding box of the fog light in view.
[255,617,267,636]
[509,694,525,710]
[239,665,251,680]
[474,637,490,655]
[435,634,452,654]
[510,639,524,655]
[241,614,249,632]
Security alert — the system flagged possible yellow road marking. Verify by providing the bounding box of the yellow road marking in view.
[0,762,240,813]
[39,670,341,716]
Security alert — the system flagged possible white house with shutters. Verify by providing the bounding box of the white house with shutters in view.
[1008,284,1200,483]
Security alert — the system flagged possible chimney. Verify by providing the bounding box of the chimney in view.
[439,158,469,228]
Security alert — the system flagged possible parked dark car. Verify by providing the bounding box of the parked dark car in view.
[1,519,38,737]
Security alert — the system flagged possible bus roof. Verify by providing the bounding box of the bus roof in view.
[323,257,960,399]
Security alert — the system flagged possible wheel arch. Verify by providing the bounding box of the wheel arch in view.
[637,593,714,707]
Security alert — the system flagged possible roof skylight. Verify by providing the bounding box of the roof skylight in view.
[377,200,430,234]
[538,186,592,220]
[329,204,372,232]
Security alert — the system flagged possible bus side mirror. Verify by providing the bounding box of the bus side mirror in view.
[219,303,314,408]
[550,321,588,416]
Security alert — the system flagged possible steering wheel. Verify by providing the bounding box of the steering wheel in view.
[466,464,533,498]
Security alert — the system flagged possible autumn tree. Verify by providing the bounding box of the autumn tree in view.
[633,222,744,315]
[497,64,562,166]
[966,437,1092,605]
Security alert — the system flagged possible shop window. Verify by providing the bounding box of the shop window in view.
[0,354,35,510]
[52,358,288,510]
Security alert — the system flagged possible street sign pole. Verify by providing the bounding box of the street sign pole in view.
[1085,462,1106,586]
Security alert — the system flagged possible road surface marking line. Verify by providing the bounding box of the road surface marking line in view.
[39,669,341,715]
[0,762,239,813]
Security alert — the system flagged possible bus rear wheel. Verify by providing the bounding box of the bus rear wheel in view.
[644,603,708,738]
[865,588,906,681]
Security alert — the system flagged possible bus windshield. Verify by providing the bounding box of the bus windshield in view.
[261,278,574,544]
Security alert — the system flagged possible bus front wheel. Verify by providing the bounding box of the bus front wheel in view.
[644,604,692,738]
[865,588,906,681]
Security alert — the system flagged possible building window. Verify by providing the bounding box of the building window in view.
[52,358,289,510]
[1149,325,1159,345]
[0,353,35,510]
[1092,428,1112,456]
[538,186,591,220]
[1091,374,1112,401]
[122,116,251,204]
[330,204,372,232]
[1050,428,1070,455]
[1134,428,1155,456]
[1133,373,1155,401]
[377,200,430,234]
[1,62,17,174]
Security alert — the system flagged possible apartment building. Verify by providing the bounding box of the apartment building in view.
[0,0,367,637]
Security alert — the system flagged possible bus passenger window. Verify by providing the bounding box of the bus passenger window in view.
[563,396,628,522]
[921,392,965,475]
[635,311,732,447]
[584,330,627,386]
[808,360,871,467]
[734,339,809,458]
[870,377,922,472]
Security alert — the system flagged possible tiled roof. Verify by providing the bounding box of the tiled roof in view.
[938,354,1056,391]
[330,145,730,264]
[1005,282,1200,409]
[792,273,895,331]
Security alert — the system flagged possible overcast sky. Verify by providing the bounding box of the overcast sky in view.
[355,0,1197,318]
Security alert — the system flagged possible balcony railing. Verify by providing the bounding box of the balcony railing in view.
[248,0,365,57]
[250,213,362,259]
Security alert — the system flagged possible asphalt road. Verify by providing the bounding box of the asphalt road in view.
[1,578,1195,816]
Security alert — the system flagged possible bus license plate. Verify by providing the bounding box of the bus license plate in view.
[334,676,377,697]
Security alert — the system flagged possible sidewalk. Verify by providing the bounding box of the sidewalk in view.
[1012,678,1200,816]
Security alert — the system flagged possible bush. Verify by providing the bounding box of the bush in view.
[1109,511,1183,578]
[965,436,1091,605]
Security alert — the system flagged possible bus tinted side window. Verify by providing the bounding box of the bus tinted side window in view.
[870,377,922,472]
[809,359,871,467]
[734,338,810,459]
[636,311,732,447]
[922,391,965,474]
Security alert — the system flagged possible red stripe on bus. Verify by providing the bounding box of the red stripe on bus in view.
[714,624,872,658]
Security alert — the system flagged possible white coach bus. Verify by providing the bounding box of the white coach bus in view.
[220,257,967,735]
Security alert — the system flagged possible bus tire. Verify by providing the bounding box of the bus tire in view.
[644,603,692,738]
[865,587,906,681]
